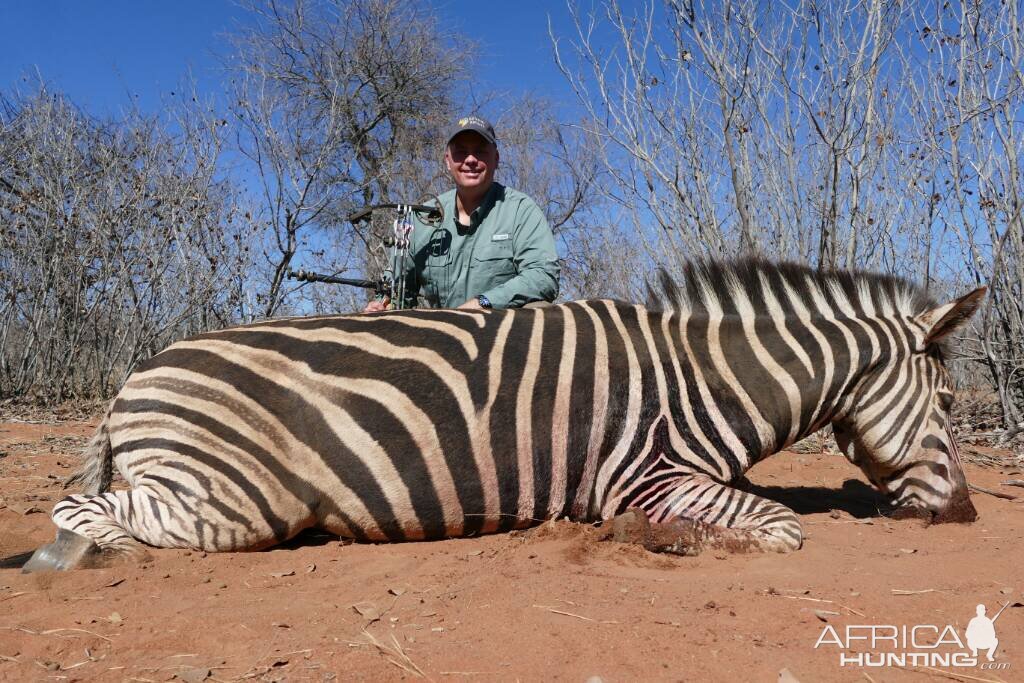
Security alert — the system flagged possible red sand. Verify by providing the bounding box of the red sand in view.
[1,420,1021,682]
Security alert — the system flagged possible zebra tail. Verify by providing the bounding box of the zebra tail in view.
[63,401,115,495]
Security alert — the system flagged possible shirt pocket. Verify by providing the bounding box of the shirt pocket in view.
[472,239,516,281]
[423,252,453,305]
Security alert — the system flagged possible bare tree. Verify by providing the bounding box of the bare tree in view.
[555,1,908,266]
[0,83,253,400]
[227,0,468,316]
[551,0,1023,434]
[900,0,1024,436]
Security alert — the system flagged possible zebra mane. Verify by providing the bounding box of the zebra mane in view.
[645,258,937,319]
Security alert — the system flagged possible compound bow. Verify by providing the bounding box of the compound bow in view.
[287,200,442,310]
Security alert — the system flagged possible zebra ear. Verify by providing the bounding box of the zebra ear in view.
[915,287,987,346]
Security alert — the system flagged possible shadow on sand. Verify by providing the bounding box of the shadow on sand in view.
[0,550,35,570]
[739,477,893,519]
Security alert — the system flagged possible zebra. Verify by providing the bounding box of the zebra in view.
[21,259,985,571]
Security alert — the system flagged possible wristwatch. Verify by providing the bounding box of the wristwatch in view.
[477,294,492,309]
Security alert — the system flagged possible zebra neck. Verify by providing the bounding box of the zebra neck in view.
[675,313,882,470]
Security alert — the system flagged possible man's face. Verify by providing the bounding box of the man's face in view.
[445,131,498,193]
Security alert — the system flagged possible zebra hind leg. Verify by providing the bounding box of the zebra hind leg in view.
[25,471,301,572]
[21,529,105,572]
[22,492,153,572]
[604,474,804,555]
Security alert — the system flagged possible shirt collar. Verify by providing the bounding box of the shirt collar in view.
[462,182,502,228]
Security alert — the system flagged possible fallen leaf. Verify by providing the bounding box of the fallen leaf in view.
[814,609,840,622]
[352,601,381,622]
[104,578,125,588]
[388,587,406,596]
[899,548,917,554]
[108,612,123,624]
[21,506,43,515]
[778,668,801,683]
[270,570,295,578]
[305,563,316,574]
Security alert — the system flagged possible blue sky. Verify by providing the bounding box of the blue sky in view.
[0,0,577,115]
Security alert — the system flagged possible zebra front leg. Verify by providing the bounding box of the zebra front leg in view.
[603,474,804,554]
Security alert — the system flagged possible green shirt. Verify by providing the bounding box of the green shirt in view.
[402,183,559,309]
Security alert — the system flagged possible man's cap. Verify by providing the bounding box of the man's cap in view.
[446,115,497,146]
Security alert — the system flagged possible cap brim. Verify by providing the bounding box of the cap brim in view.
[446,125,496,146]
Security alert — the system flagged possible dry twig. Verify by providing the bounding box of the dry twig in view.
[39,627,113,642]
[0,591,30,602]
[969,483,1016,501]
[352,629,429,680]
[531,604,619,624]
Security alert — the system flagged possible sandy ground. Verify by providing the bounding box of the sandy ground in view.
[0,419,1022,683]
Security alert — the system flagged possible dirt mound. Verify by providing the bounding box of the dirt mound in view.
[516,518,684,570]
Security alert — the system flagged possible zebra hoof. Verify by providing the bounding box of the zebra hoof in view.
[21,529,103,573]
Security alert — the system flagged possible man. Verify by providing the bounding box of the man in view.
[966,603,1001,662]
[364,115,559,311]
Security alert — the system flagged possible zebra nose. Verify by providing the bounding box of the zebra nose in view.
[931,486,978,524]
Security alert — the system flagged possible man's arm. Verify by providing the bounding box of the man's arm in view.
[480,197,559,309]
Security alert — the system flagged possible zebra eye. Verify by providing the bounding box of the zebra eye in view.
[937,392,954,412]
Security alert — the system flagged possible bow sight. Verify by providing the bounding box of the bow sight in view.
[287,201,443,309]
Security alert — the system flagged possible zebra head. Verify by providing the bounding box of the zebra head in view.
[831,287,987,524]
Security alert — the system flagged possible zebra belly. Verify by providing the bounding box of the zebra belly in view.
[107,398,584,548]
[103,306,611,548]
[107,385,536,546]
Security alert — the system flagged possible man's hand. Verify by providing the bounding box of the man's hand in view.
[363,296,391,313]
[458,298,484,310]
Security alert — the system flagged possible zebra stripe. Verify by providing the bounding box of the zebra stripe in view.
[29,259,982,570]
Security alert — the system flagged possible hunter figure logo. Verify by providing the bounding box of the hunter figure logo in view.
[814,600,1012,670]
[966,603,1006,661]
